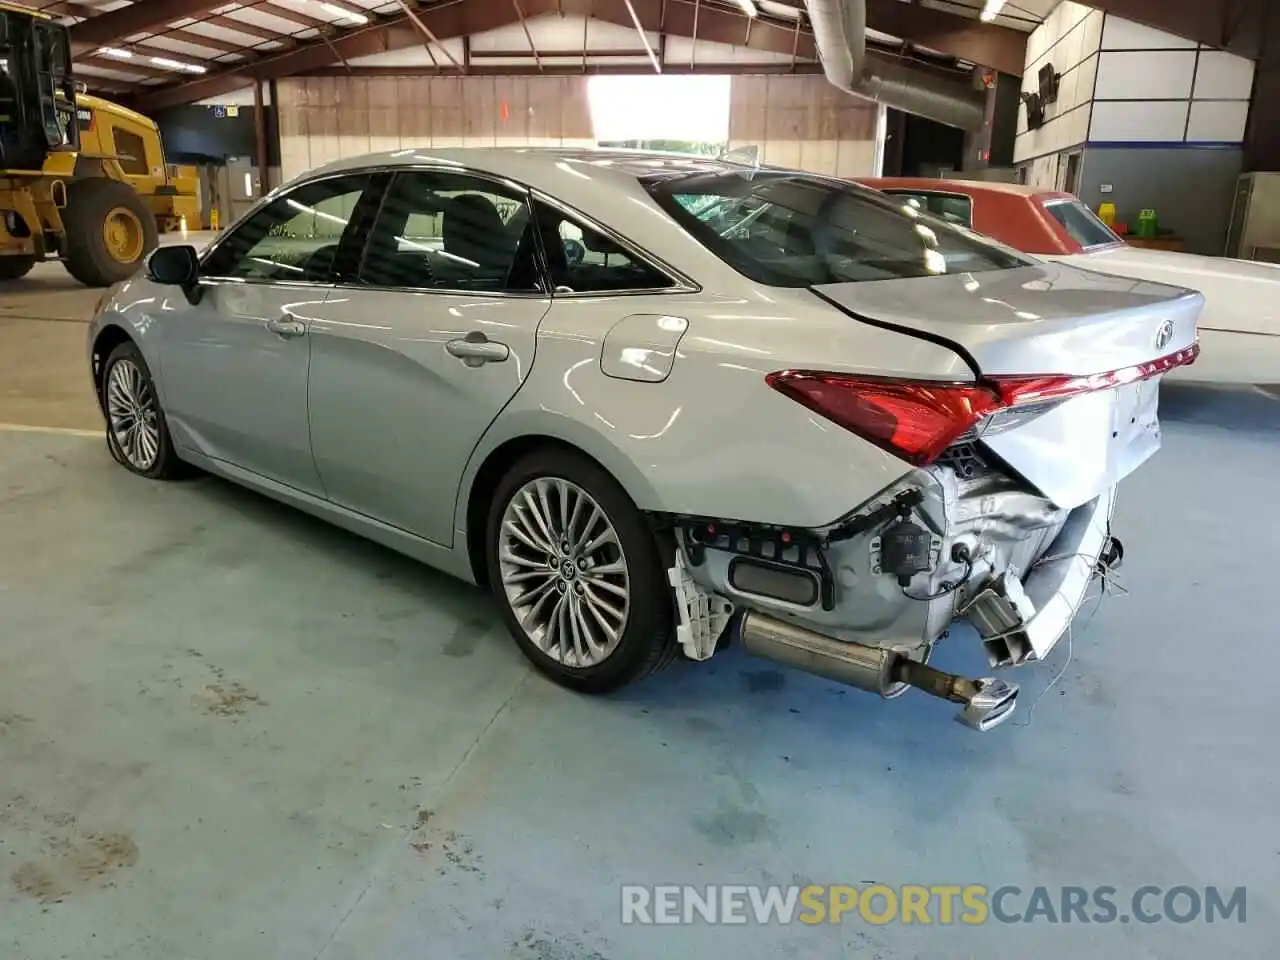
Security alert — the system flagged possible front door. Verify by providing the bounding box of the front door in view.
[158,171,373,495]
[307,169,551,546]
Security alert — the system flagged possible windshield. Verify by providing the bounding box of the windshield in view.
[1043,199,1120,249]
[644,171,1029,287]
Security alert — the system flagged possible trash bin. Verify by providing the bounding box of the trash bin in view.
[1135,208,1159,239]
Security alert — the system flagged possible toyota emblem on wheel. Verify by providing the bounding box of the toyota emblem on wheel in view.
[1155,319,1174,351]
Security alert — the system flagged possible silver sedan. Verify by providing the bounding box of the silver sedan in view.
[88,148,1202,731]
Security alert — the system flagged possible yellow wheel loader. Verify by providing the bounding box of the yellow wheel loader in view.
[0,3,200,286]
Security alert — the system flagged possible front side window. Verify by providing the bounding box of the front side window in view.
[1043,199,1120,249]
[358,171,539,293]
[646,171,1027,287]
[201,173,369,282]
[531,199,675,294]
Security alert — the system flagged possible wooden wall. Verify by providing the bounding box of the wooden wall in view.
[276,73,881,182]
[728,74,880,177]
[276,75,595,181]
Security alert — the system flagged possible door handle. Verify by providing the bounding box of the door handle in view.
[446,332,510,367]
[266,315,307,339]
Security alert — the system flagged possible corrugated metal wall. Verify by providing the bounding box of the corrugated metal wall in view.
[277,73,880,183]
[277,75,595,181]
[728,75,879,177]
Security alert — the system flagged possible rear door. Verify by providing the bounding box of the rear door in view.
[306,168,551,547]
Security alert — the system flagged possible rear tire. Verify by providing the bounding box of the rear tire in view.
[101,341,187,480]
[486,448,676,693]
[0,255,35,280]
[62,179,159,287]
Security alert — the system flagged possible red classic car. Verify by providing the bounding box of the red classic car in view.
[858,177,1118,255]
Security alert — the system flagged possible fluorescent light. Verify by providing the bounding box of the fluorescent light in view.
[319,2,369,23]
[980,0,1006,21]
[98,47,133,59]
[734,0,759,16]
[151,56,207,74]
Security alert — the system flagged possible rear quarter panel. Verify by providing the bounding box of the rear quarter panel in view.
[457,287,974,534]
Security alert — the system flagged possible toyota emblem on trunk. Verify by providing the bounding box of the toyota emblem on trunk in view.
[1154,320,1174,351]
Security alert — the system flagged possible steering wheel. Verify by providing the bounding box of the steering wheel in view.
[562,237,585,266]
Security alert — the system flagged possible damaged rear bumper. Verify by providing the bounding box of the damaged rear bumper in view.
[691,486,1120,732]
[963,485,1117,667]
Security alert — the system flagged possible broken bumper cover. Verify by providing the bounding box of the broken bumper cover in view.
[963,485,1118,667]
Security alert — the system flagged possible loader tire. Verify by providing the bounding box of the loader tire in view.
[62,178,159,287]
[0,255,35,280]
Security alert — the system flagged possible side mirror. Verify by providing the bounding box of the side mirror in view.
[147,244,202,303]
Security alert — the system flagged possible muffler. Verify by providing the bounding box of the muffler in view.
[738,611,1019,731]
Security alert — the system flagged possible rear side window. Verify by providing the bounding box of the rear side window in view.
[887,191,974,228]
[646,172,1027,287]
[1043,199,1119,248]
[531,199,675,294]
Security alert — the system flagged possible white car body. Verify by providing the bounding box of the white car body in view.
[1049,245,1280,385]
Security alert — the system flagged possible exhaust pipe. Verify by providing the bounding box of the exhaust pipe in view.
[739,610,1019,731]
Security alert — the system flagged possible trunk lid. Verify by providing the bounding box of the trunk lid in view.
[812,262,1204,509]
[812,261,1202,377]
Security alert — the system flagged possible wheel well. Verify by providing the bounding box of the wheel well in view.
[465,435,615,586]
[91,324,133,401]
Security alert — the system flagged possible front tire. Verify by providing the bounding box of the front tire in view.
[62,179,159,287]
[101,341,185,480]
[486,448,676,693]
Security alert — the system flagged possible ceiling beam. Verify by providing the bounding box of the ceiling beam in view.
[1082,0,1269,60]
[129,0,1017,111]
[298,61,828,77]
[131,1,522,110]
[259,1,331,31]
[864,0,1025,75]
[68,0,230,48]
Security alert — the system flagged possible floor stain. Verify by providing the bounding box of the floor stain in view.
[407,816,485,877]
[195,681,262,717]
[684,716,723,738]
[511,928,611,960]
[693,801,776,847]
[11,831,139,904]
[0,712,32,736]
[175,650,265,718]
[442,616,496,658]
[741,669,786,694]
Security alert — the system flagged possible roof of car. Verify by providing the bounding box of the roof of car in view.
[860,176,1063,198]
[306,146,752,193]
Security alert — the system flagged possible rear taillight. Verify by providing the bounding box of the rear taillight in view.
[987,343,1200,406]
[765,371,1002,466]
[766,343,1199,467]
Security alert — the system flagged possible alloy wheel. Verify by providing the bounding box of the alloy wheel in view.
[105,358,161,471]
[498,477,631,668]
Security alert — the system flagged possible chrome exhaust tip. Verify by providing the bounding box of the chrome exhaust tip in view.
[738,610,1019,731]
[955,678,1019,731]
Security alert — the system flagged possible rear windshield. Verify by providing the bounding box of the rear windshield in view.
[644,171,1028,287]
[1043,199,1120,248]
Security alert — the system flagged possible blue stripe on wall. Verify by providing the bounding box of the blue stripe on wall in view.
[1084,141,1242,150]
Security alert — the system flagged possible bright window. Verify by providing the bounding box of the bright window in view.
[588,75,730,151]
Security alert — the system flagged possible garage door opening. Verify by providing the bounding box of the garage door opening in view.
[588,74,731,157]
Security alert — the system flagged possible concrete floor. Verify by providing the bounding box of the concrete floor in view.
[1,260,1278,958]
